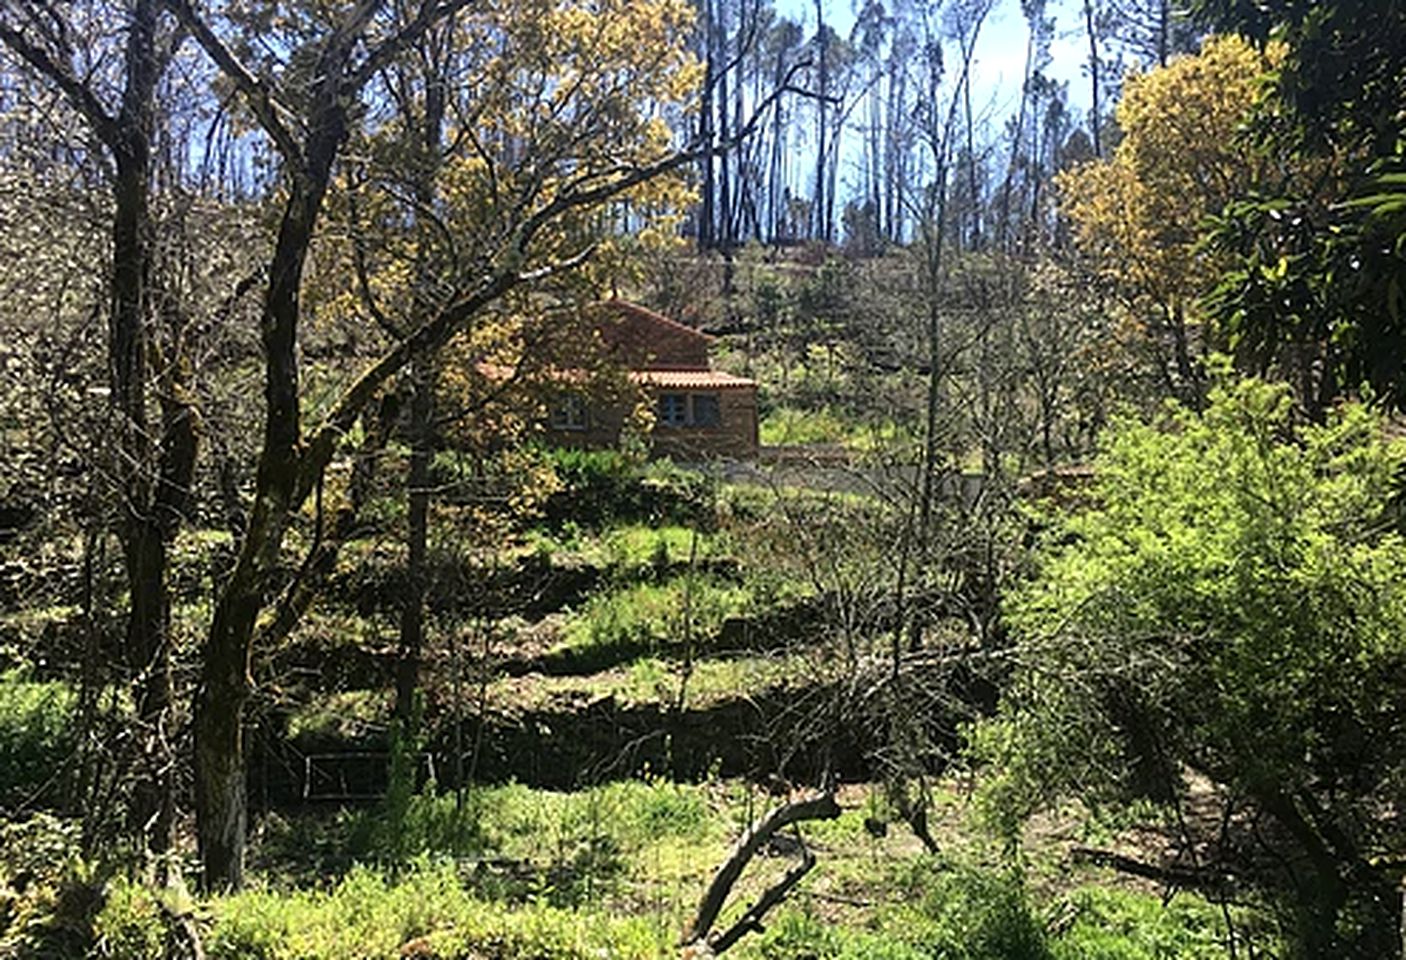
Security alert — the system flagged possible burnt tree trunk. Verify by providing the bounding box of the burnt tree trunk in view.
[395,40,448,728]
[0,0,192,868]
[194,83,348,889]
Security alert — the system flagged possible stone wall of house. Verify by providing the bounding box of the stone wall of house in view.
[544,403,628,451]
[543,386,758,461]
[650,388,758,460]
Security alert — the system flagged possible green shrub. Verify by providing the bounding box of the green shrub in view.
[0,814,93,957]
[540,448,713,530]
[888,864,1050,960]
[0,668,76,808]
[91,877,165,960]
[207,860,665,960]
[1051,886,1238,960]
[982,377,1406,952]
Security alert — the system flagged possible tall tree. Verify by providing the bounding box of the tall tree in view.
[0,0,195,871]
[167,0,760,889]
[995,0,1051,250]
[1058,34,1281,403]
[1082,0,1101,157]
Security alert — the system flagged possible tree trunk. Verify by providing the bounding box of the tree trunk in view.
[700,0,716,247]
[195,101,345,888]
[110,0,187,869]
[396,360,432,724]
[395,41,448,728]
[998,24,1034,251]
[813,0,828,243]
[1084,0,1101,157]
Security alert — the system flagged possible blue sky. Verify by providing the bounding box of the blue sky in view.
[765,0,1098,207]
[777,0,1095,121]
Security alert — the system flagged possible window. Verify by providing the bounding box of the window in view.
[657,392,722,428]
[692,393,721,427]
[549,393,588,431]
[658,393,688,426]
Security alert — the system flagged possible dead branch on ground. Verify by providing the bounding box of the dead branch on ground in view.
[683,792,840,955]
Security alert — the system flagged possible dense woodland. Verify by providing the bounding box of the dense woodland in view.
[0,0,1404,957]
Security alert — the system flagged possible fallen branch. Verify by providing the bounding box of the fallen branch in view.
[1069,845,1229,891]
[158,880,206,960]
[684,792,840,955]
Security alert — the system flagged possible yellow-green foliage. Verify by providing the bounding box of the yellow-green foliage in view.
[0,814,91,958]
[207,861,664,960]
[1058,35,1284,312]
[91,877,165,960]
[759,405,905,451]
[489,653,811,713]
[560,575,751,656]
[286,689,390,742]
[1051,886,1238,960]
[0,669,75,806]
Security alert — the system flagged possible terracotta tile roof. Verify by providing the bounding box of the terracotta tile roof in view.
[474,301,752,389]
[594,299,712,369]
[601,299,714,343]
[476,361,755,390]
[631,369,756,389]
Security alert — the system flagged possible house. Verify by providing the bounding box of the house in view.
[543,300,759,460]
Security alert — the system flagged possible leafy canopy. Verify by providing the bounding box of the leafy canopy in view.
[1195,0,1406,409]
[979,374,1406,952]
[1057,35,1282,317]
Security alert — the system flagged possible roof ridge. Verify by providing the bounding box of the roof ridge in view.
[600,297,714,342]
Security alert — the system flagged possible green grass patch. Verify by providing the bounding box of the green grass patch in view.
[205,859,668,960]
[1051,885,1240,960]
[555,574,752,664]
[760,405,908,452]
[521,523,723,576]
[85,776,1258,960]
[489,653,813,712]
[0,668,76,807]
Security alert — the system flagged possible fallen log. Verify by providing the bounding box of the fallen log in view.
[683,792,841,955]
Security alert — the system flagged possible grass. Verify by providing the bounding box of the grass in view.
[224,776,1248,960]
[554,574,753,664]
[204,860,670,960]
[12,774,1256,960]
[520,523,723,575]
[487,652,817,712]
[760,405,909,452]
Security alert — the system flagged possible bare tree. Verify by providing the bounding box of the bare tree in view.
[0,0,196,871]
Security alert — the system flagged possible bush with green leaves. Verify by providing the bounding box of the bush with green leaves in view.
[540,447,714,530]
[978,376,1406,956]
[0,668,75,809]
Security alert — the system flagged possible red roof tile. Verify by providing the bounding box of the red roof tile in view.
[594,299,712,370]
[631,369,755,389]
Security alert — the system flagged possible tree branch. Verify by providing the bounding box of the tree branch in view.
[685,792,840,950]
[349,0,476,88]
[1069,846,1231,891]
[709,847,817,954]
[0,19,119,147]
[164,0,304,165]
